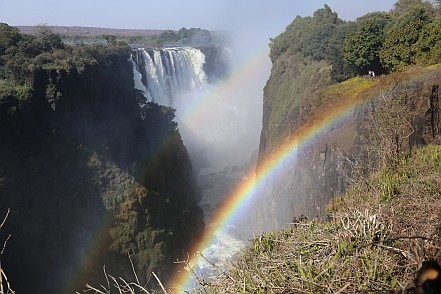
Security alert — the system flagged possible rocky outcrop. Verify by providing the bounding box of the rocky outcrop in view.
[197,45,230,82]
[255,50,441,232]
[0,46,203,293]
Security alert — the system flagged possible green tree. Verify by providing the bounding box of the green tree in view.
[0,23,22,56]
[305,5,344,61]
[103,34,117,45]
[392,0,435,16]
[414,17,441,65]
[343,12,390,74]
[34,25,64,52]
[380,5,433,71]
[177,27,190,42]
[329,21,358,82]
[269,5,344,62]
[269,15,312,62]
[155,30,179,44]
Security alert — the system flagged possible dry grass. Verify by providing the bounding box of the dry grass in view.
[192,144,441,293]
[0,209,15,294]
[78,254,169,294]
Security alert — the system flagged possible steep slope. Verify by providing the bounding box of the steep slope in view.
[254,3,440,231]
[256,53,441,230]
[201,64,441,293]
[207,143,441,293]
[0,44,203,293]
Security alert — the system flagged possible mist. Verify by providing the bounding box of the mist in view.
[175,39,270,171]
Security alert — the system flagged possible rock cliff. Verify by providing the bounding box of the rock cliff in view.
[256,49,441,231]
[0,45,203,293]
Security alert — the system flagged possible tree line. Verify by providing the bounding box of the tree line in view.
[269,0,440,81]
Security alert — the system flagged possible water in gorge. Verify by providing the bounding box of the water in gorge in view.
[131,45,264,284]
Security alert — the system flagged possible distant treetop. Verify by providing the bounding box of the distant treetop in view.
[269,0,440,82]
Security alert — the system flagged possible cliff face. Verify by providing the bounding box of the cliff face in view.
[198,45,230,82]
[256,50,441,231]
[255,54,341,231]
[0,46,203,293]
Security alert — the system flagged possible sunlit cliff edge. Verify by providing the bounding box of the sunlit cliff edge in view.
[205,64,441,293]
[199,2,441,293]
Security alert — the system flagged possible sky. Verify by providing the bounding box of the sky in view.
[1,1,397,38]
[0,0,398,73]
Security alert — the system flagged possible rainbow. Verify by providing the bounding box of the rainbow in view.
[176,45,270,127]
[171,78,369,292]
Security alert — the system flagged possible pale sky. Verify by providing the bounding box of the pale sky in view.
[1,1,396,39]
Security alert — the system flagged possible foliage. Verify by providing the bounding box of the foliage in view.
[269,1,440,82]
[269,5,346,64]
[414,17,441,65]
[151,27,213,45]
[0,81,32,105]
[0,23,21,56]
[0,22,203,293]
[380,5,435,72]
[103,34,117,45]
[0,23,132,84]
[33,24,64,52]
[329,22,358,82]
[343,13,390,74]
[392,0,436,17]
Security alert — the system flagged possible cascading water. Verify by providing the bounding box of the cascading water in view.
[132,47,208,106]
[132,45,251,287]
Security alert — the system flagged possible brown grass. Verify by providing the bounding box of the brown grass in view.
[190,144,441,293]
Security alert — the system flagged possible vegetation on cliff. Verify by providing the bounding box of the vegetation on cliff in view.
[197,63,441,294]
[259,0,440,189]
[0,23,203,293]
[214,1,441,292]
[269,0,440,81]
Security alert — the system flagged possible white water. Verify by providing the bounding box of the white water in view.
[187,168,247,287]
[133,47,207,106]
[132,47,255,285]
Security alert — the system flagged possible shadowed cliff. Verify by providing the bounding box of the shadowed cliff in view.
[0,24,203,293]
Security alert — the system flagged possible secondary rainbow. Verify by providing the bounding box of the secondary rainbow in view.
[172,87,368,292]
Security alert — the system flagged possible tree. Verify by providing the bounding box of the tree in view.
[34,25,64,52]
[330,22,358,82]
[0,23,22,56]
[103,34,117,45]
[380,5,433,71]
[269,5,345,62]
[414,17,441,65]
[155,30,179,44]
[303,4,344,61]
[343,13,390,75]
[392,0,435,16]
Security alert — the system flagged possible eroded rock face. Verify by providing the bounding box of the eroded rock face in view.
[255,51,441,232]
[0,48,203,293]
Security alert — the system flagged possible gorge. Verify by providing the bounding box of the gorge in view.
[1,1,440,292]
[0,33,205,293]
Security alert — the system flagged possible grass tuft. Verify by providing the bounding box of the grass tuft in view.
[194,144,441,293]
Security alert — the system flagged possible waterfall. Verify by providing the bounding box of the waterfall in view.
[132,47,208,107]
[132,46,240,170]
[131,45,265,290]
